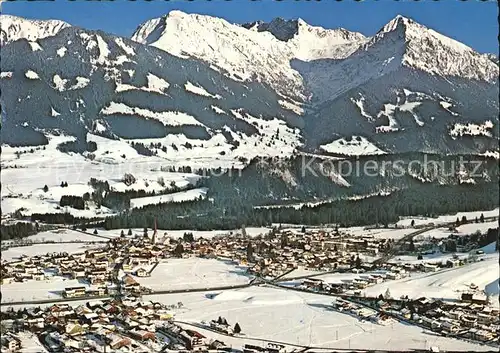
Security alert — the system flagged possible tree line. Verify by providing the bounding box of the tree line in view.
[102,182,498,231]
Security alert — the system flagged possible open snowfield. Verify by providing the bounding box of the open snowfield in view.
[366,254,499,306]
[3,229,107,245]
[130,187,208,208]
[342,226,412,240]
[144,286,491,351]
[134,258,252,291]
[1,242,101,262]
[1,134,203,219]
[396,208,499,228]
[414,220,499,241]
[1,277,89,304]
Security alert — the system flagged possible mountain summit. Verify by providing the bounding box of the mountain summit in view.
[0,14,70,46]
[1,11,498,161]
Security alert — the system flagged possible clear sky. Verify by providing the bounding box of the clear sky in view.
[2,0,498,54]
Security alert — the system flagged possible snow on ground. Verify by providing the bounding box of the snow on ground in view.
[69,76,90,90]
[320,136,386,156]
[396,208,499,228]
[25,70,39,80]
[365,254,499,306]
[342,226,411,240]
[18,331,49,352]
[1,243,102,263]
[56,46,67,57]
[184,81,221,99]
[100,102,206,127]
[86,133,142,162]
[308,270,395,286]
[450,121,494,138]
[278,99,304,115]
[88,227,270,240]
[130,187,208,208]
[440,101,459,116]
[376,103,399,133]
[114,37,135,56]
[280,268,327,280]
[50,107,60,117]
[145,286,491,351]
[147,72,169,92]
[414,221,499,241]
[134,258,252,291]
[52,74,68,91]
[1,133,209,218]
[1,277,90,304]
[1,71,13,79]
[28,41,42,51]
[211,105,226,115]
[5,229,107,244]
[95,34,110,65]
[350,96,374,121]
[109,173,199,193]
[115,73,169,95]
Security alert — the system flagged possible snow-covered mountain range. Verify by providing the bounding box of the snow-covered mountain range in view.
[1,11,498,165]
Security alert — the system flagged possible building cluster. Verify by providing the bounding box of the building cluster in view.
[241,228,392,276]
[331,298,394,325]
[297,266,409,295]
[0,298,230,352]
[0,227,394,295]
[361,296,499,345]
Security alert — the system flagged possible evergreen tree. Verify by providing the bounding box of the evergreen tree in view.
[355,256,362,268]
[43,185,49,193]
[127,229,132,236]
[411,220,415,227]
[174,243,184,257]
[234,322,242,334]
[183,232,194,242]
[480,213,485,223]
[246,242,253,262]
[93,229,98,235]
[120,230,125,237]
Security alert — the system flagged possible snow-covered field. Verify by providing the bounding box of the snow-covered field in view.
[365,254,499,306]
[342,226,412,240]
[396,208,499,228]
[1,134,202,219]
[320,136,387,156]
[130,187,208,208]
[2,229,107,245]
[134,258,252,291]
[1,277,89,304]
[144,286,491,351]
[1,243,101,262]
[414,220,499,241]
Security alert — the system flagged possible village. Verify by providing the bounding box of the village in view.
[1,223,499,352]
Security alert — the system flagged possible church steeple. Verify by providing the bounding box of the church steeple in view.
[152,218,157,245]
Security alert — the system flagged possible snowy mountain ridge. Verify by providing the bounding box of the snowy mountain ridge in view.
[0,14,71,46]
[373,15,498,83]
[0,11,498,163]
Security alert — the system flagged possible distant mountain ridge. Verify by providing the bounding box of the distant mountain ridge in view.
[0,11,498,164]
